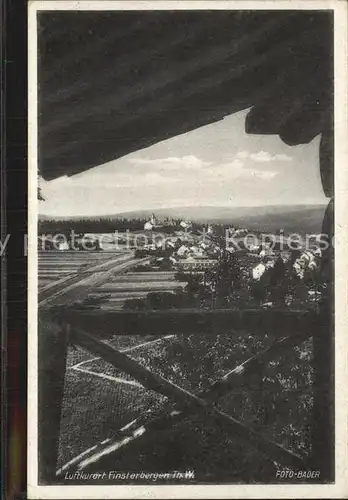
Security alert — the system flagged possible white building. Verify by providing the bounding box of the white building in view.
[252,260,274,280]
[234,228,248,237]
[58,240,69,251]
[176,244,190,257]
[180,219,192,229]
[293,250,318,277]
[175,257,216,271]
[252,263,266,280]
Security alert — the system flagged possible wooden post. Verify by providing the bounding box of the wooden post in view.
[310,199,334,481]
[38,312,68,483]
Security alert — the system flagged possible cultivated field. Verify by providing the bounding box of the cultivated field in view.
[39,250,181,309]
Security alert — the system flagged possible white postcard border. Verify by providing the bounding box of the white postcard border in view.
[27,1,348,498]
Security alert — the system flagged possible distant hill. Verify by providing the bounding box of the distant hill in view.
[39,203,328,234]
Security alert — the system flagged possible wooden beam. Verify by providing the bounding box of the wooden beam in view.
[202,329,313,400]
[38,318,69,483]
[71,328,210,409]
[310,199,334,481]
[71,328,305,469]
[61,307,314,337]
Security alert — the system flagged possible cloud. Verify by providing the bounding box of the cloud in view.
[142,172,180,186]
[274,153,292,161]
[43,154,279,201]
[250,151,275,162]
[126,155,278,185]
[210,160,279,183]
[251,170,279,180]
[236,151,249,160]
[237,151,292,163]
[127,155,212,170]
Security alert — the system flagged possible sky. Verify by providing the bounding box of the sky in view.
[39,109,328,217]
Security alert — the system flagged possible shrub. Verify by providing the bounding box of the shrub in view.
[123,298,148,310]
[174,272,190,282]
[135,249,149,258]
[133,264,153,272]
[146,292,181,309]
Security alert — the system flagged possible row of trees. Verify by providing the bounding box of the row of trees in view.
[250,255,323,306]
[124,250,325,311]
[39,217,146,234]
[38,216,208,235]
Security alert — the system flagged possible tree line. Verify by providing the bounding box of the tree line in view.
[124,250,325,311]
[38,217,210,235]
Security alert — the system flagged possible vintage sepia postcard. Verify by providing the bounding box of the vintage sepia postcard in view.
[27,1,348,498]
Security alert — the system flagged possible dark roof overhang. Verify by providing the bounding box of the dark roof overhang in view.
[38,10,333,196]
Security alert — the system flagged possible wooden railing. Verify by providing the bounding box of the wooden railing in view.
[39,303,321,483]
[38,210,334,483]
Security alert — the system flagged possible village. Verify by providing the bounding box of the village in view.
[38,213,325,313]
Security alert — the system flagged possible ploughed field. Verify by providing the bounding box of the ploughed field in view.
[38,250,182,309]
[38,250,127,289]
[94,271,184,309]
